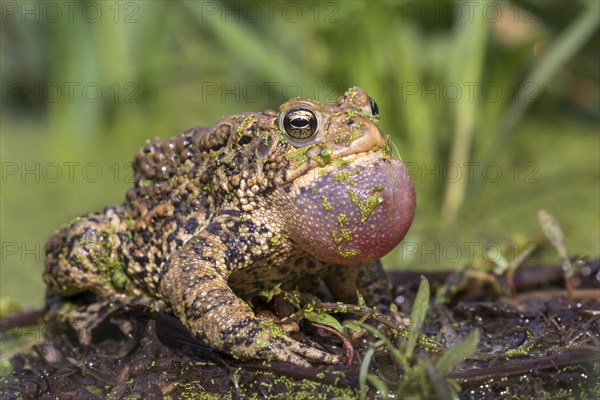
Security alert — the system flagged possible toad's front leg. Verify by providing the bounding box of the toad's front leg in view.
[158,214,339,367]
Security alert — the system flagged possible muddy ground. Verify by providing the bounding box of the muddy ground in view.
[1,260,599,399]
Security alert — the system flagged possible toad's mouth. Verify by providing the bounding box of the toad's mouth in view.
[286,151,416,265]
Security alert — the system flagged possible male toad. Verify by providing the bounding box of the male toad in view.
[43,87,416,366]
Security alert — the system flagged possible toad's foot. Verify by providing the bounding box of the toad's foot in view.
[160,231,342,367]
[225,318,341,367]
[161,275,341,367]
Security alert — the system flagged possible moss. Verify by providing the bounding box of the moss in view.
[285,144,315,169]
[313,147,333,167]
[348,190,384,223]
[334,157,354,167]
[236,370,358,399]
[78,231,134,294]
[337,213,348,227]
[235,115,254,137]
[346,131,364,145]
[331,226,353,244]
[261,132,271,146]
[344,86,359,98]
[333,168,361,186]
[216,152,235,165]
[321,195,333,211]
[110,270,128,290]
[335,247,361,258]
[256,321,287,348]
[505,328,539,358]
[371,144,391,159]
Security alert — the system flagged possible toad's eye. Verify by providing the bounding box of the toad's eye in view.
[281,108,319,140]
[368,97,379,116]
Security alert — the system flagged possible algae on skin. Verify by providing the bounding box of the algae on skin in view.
[348,190,384,223]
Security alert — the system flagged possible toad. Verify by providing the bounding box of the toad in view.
[43,87,416,366]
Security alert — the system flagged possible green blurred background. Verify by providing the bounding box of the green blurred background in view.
[1,0,598,308]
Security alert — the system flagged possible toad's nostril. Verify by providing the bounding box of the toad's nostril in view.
[369,97,379,116]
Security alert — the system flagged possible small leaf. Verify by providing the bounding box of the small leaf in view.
[258,283,281,303]
[538,209,574,279]
[367,374,389,398]
[427,360,459,400]
[436,329,480,376]
[85,385,103,395]
[406,276,430,358]
[356,290,366,307]
[538,210,567,259]
[490,248,510,275]
[304,311,343,333]
[66,357,83,368]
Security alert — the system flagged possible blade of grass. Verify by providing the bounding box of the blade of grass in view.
[406,276,430,358]
[345,321,408,371]
[436,329,480,376]
[182,2,310,86]
[427,360,460,400]
[367,375,389,398]
[441,0,490,225]
[49,20,103,145]
[358,340,383,400]
[538,209,574,296]
[391,20,435,165]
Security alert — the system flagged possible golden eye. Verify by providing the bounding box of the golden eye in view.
[281,108,319,140]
